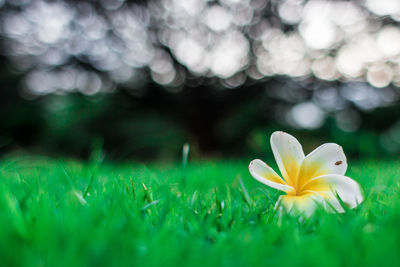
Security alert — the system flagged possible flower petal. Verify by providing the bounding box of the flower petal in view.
[302,174,363,210]
[249,159,293,192]
[277,192,324,217]
[297,143,347,190]
[270,131,305,187]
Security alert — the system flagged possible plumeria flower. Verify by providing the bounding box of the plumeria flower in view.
[249,131,363,216]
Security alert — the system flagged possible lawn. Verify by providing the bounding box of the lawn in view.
[0,154,399,267]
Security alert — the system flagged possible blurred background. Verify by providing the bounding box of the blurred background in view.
[0,0,400,161]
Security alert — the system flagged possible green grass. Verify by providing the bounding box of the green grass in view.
[0,155,400,267]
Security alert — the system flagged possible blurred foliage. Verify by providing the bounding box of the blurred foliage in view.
[1,0,400,160]
[0,59,398,161]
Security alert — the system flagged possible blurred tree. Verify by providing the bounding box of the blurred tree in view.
[0,0,400,159]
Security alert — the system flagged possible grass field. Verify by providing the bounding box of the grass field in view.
[0,154,400,267]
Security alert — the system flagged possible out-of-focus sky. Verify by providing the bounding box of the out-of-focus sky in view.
[2,0,400,92]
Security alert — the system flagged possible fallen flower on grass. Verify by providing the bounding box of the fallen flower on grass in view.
[249,131,363,216]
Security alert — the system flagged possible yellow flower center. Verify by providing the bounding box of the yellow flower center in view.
[285,161,328,196]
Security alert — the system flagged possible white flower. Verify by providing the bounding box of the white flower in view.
[249,131,363,216]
